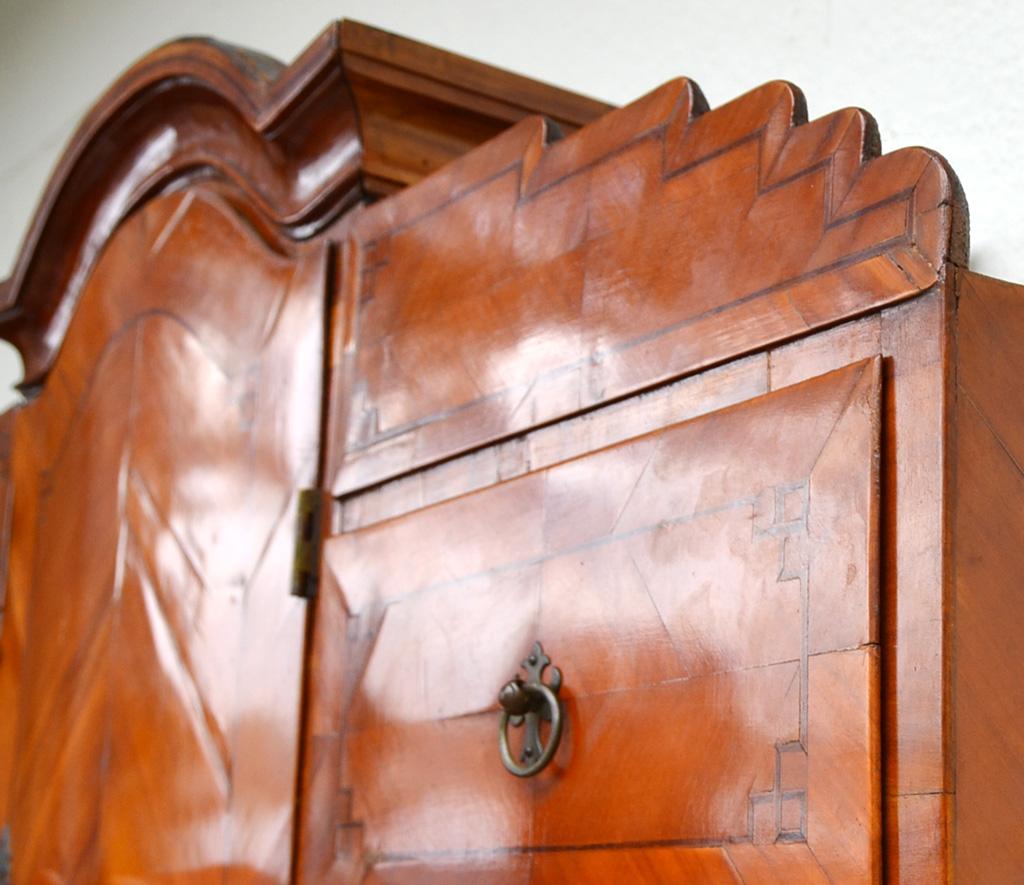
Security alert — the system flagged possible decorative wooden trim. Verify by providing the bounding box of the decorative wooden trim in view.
[341,20,609,130]
[0,20,967,412]
[334,76,970,492]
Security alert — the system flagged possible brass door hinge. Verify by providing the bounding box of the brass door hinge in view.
[291,487,326,599]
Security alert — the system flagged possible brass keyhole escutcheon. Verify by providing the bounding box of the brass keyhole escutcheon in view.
[497,642,563,777]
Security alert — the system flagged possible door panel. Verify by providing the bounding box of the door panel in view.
[2,189,325,881]
[320,357,881,881]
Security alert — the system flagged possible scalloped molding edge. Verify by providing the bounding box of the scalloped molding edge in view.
[0,21,967,390]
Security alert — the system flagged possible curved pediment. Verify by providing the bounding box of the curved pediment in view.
[0,26,361,389]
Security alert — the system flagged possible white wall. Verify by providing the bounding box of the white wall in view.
[1,0,1021,408]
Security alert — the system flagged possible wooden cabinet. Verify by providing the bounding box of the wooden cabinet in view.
[0,20,1021,884]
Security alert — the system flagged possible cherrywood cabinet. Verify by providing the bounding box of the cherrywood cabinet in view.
[0,20,1021,883]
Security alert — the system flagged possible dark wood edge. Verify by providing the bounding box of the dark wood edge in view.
[338,20,613,129]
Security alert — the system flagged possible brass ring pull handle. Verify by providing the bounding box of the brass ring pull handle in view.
[497,642,563,777]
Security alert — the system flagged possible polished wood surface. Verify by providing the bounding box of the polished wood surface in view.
[0,189,325,880]
[769,294,955,882]
[310,360,882,880]
[0,28,359,390]
[5,17,1024,885]
[333,76,965,494]
[952,269,1024,880]
[0,408,16,835]
[305,293,958,881]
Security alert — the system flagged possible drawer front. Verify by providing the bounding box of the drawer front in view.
[326,358,880,881]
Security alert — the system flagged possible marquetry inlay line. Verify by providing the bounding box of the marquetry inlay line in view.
[748,480,811,845]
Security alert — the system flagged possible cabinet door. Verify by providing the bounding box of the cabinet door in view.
[311,357,881,882]
[1,189,325,880]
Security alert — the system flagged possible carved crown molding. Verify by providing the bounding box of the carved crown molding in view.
[0,21,966,393]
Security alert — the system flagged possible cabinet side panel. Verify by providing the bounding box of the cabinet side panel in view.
[953,269,1024,879]
[0,411,13,619]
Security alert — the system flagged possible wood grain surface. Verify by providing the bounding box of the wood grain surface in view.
[332,73,965,494]
[0,22,607,391]
[301,360,882,881]
[4,19,1019,885]
[0,189,325,880]
[951,269,1024,881]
